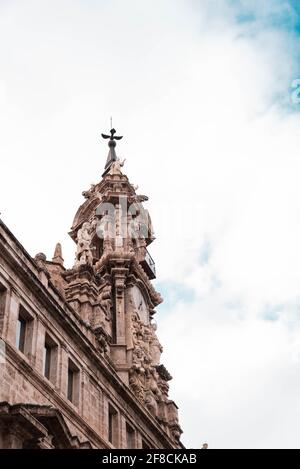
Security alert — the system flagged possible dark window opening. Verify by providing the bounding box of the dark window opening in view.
[44,344,51,380]
[108,405,118,446]
[68,368,74,402]
[67,359,80,406]
[43,334,58,383]
[16,317,26,353]
[126,423,135,449]
[16,306,33,357]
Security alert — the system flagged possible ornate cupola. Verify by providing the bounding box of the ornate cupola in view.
[59,129,182,442]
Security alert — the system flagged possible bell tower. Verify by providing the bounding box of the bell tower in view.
[63,129,182,443]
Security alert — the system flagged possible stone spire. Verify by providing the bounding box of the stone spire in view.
[52,243,64,266]
[101,128,123,172]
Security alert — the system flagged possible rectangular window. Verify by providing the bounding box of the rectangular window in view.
[43,334,58,383]
[108,405,118,447]
[126,423,135,449]
[68,368,74,402]
[16,317,26,353]
[67,359,80,406]
[44,344,51,379]
[16,306,33,357]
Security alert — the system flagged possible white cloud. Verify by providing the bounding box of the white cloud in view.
[1,0,300,448]
[159,300,300,449]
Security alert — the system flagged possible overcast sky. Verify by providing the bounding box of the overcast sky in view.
[1,0,300,449]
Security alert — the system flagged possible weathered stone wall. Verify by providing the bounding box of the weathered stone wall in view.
[0,220,180,449]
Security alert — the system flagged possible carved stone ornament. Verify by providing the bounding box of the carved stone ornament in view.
[128,302,175,423]
[75,222,94,267]
[34,253,48,273]
[108,158,126,177]
[98,284,112,320]
[94,326,111,354]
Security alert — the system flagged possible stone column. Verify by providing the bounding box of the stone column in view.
[113,267,127,346]
[120,415,127,449]
[103,397,109,443]
[34,320,46,373]
[60,344,69,399]
[5,290,19,347]
[110,265,130,384]
[81,368,89,421]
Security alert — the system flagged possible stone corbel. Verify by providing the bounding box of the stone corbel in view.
[37,434,55,449]
[169,422,183,442]
[94,325,111,355]
[116,282,125,298]
[112,267,128,298]
[34,253,50,287]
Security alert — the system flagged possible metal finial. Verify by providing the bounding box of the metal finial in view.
[101,127,123,172]
[101,128,123,141]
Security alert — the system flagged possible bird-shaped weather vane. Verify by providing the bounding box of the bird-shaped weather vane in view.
[101,128,123,141]
[101,121,123,173]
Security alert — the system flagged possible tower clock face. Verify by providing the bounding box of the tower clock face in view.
[132,286,149,324]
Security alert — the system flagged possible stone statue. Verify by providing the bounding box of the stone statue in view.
[99,284,112,320]
[129,299,172,411]
[75,222,93,266]
[145,391,158,416]
[149,326,163,366]
[108,158,126,176]
[146,367,160,395]
[131,312,144,344]
[129,372,145,402]
[34,253,48,274]
[128,217,138,241]
[132,345,146,374]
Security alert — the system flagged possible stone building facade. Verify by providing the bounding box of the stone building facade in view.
[0,130,183,449]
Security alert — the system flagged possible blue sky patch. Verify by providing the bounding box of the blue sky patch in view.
[231,0,300,34]
[262,304,283,322]
[155,281,196,315]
